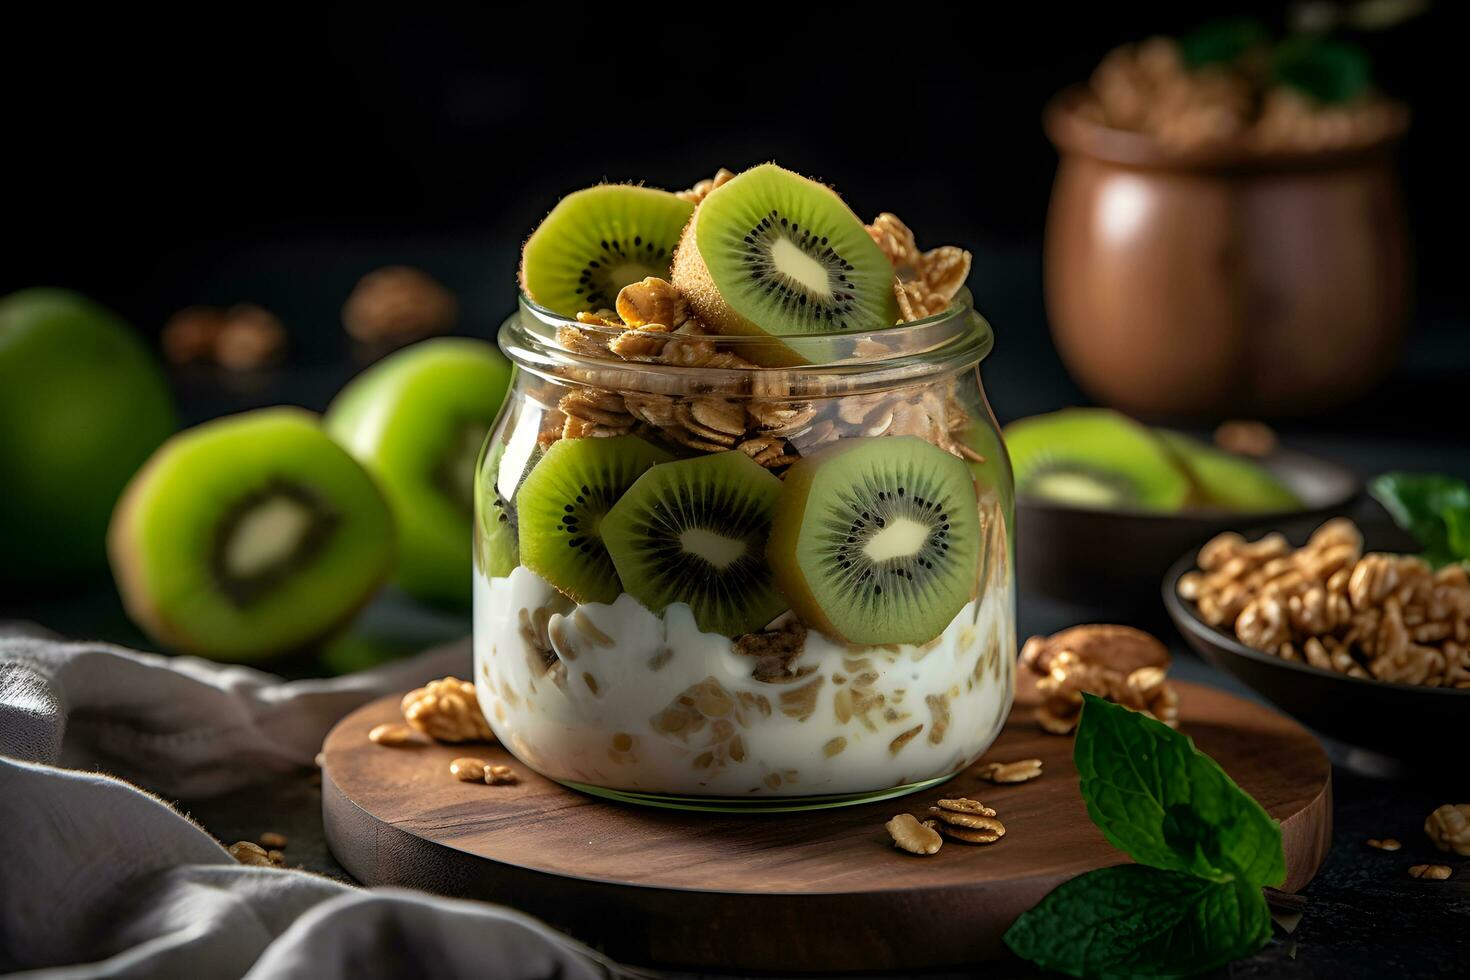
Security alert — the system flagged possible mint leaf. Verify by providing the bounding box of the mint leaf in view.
[1074,695,1285,888]
[1369,472,1470,567]
[1273,36,1372,104]
[1180,18,1270,69]
[1004,865,1272,978]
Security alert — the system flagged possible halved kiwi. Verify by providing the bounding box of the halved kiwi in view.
[108,408,395,661]
[519,184,695,316]
[671,163,898,363]
[325,338,512,606]
[1003,408,1192,513]
[602,450,787,636]
[516,434,672,603]
[768,436,980,646]
[1156,430,1302,512]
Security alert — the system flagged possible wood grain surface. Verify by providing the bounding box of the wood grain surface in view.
[322,676,1331,972]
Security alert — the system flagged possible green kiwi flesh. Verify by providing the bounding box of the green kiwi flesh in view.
[672,164,898,362]
[1003,408,1192,512]
[520,185,695,316]
[767,436,980,646]
[516,434,672,603]
[325,338,512,606]
[108,407,395,661]
[1156,430,1303,512]
[602,450,787,636]
[474,440,520,577]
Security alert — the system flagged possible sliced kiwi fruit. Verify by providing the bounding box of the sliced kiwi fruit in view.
[671,163,898,364]
[768,436,980,646]
[1003,408,1192,513]
[474,440,520,577]
[1156,430,1302,512]
[602,450,787,636]
[516,434,672,603]
[519,184,695,316]
[108,408,394,661]
[326,338,512,606]
[0,288,176,584]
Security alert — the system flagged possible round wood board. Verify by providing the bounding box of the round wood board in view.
[322,677,1331,973]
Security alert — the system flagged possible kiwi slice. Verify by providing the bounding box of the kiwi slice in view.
[474,440,520,577]
[1003,408,1192,513]
[671,164,898,361]
[326,338,512,606]
[768,436,980,646]
[602,450,787,636]
[108,408,394,661]
[519,184,695,316]
[1156,430,1302,512]
[516,435,672,603]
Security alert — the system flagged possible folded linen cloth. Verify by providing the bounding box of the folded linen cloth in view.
[0,628,620,979]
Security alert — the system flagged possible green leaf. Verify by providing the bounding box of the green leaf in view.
[1004,865,1273,978]
[1074,695,1286,887]
[1273,36,1372,103]
[1369,471,1470,567]
[1180,18,1271,68]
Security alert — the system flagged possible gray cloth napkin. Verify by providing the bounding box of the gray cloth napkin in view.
[0,629,623,979]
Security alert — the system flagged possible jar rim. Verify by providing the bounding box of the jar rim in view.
[498,291,993,395]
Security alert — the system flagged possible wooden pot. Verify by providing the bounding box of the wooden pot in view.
[1043,89,1411,419]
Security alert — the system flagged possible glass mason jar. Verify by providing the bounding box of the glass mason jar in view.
[473,292,1015,810]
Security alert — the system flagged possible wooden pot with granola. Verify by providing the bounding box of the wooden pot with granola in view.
[472,165,1016,809]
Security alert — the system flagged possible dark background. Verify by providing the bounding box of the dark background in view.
[5,1,1467,442]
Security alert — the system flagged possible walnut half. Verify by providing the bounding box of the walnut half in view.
[401,677,495,743]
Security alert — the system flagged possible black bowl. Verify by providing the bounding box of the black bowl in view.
[1018,447,1358,612]
[1163,515,1468,766]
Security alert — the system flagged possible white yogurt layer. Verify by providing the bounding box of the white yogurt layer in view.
[473,566,1015,797]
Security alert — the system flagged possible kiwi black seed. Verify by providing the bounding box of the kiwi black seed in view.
[515,435,672,603]
[602,451,787,636]
[519,184,695,317]
[768,436,980,645]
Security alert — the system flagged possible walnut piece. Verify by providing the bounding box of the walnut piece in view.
[229,841,283,867]
[161,306,225,365]
[401,677,494,743]
[1408,864,1453,881]
[1022,624,1178,734]
[485,764,517,785]
[368,723,417,746]
[976,758,1043,784]
[676,168,735,205]
[450,757,490,782]
[1425,804,1470,856]
[1366,838,1401,851]
[342,266,458,344]
[1214,420,1277,457]
[258,831,287,849]
[886,812,943,855]
[615,277,688,329]
[935,798,997,816]
[928,807,1006,843]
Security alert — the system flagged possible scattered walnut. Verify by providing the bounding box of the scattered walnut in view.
[1214,420,1277,457]
[1366,838,1402,851]
[1408,864,1453,881]
[401,677,494,743]
[342,266,457,345]
[214,304,287,371]
[368,723,417,746]
[161,306,226,365]
[1022,624,1178,734]
[934,798,996,817]
[615,277,688,329]
[976,758,1043,784]
[886,813,943,855]
[450,757,490,782]
[1426,804,1470,856]
[258,831,287,849]
[228,841,281,867]
[676,167,735,205]
[485,764,517,785]
[928,807,1006,843]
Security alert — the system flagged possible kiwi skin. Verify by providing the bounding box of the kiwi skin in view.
[0,288,176,584]
[109,408,395,661]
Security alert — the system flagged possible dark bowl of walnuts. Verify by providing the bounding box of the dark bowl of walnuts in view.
[1043,28,1411,419]
[1164,514,1469,768]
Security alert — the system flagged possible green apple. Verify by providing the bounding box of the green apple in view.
[0,289,176,583]
[326,337,513,606]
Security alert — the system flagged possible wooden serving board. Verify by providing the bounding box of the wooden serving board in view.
[322,678,1331,973]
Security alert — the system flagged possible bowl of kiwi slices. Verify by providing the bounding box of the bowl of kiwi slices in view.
[472,163,1018,811]
[1005,408,1358,611]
